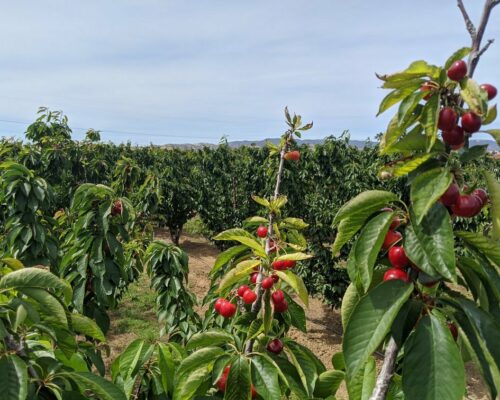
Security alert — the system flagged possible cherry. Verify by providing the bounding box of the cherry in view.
[442,125,464,146]
[217,366,231,391]
[111,200,122,216]
[480,83,497,100]
[461,112,481,133]
[447,322,458,341]
[250,272,258,284]
[282,260,296,269]
[268,240,277,252]
[471,188,488,206]
[237,285,250,297]
[420,82,434,100]
[388,246,409,269]
[214,298,226,314]
[273,299,288,313]
[242,290,257,304]
[256,225,268,238]
[271,289,285,304]
[251,384,257,398]
[272,260,286,270]
[261,277,274,290]
[451,195,483,217]
[440,182,460,207]
[266,338,284,354]
[438,107,457,131]
[381,207,401,229]
[383,268,409,282]
[271,274,279,283]
[284,150,300,161]
[447,60,467,81]
[220,301,237,318]
[382,230,402,250]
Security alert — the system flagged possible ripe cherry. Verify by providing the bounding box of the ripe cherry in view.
[237,285,250,297]
[472,188,488,206]
[451,195,483,217]
[251,384,257,398]
[250,272,258,284]
[383,268,409,282]
[442,125,464,146]
[111,200,122,216]
[440,182,460,207]
[381,207,401,229]
[268,240,277,252]
[284,150,300,161]
[382,230,402,250]
[242,290,257,304]
[273,299,288,313]
[388,246,409,269]
[266,338,284,354]
[220,301,237,318]
[447,60,467,81]
[447,322,458,341]
[438,107,457,131]
[283,260,296,269]
[420,82,434,100]
[256,225,268,238]
[272,260,286,270]
[461,112,482,133]
[214,298,226,314]
[261,277,274,290]
[216,366,230,391]
[271,274,279,283]
[271,289,285,304]
[480,83,497,100]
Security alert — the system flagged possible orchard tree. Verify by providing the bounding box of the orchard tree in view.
[334,1,500,399]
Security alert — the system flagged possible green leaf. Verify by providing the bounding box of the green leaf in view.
[285,293,307,333]
[459,145,488,163]
[404,203,456,281]
[377,60,440,83]
[482,129,500,145]
[402,313,465,400]
[410,168,453,224]
[331,352,346,371]
[174,347,224,400]
[214,229,266,257]
[225,355,251,400]
[343,280,413,379]
[63,372,126,400]
[313,370,345,398]
[251,195,270,208]
[346,356,376,400]
[485,172,500,240]
[19,287,67,326]
[218,259,260,293]
[280,217,309,230]
[460,78,488,116]
[378,86,420,116]
[285,341,319,396]
[380,152,435,178]
[186,330,234,351]
[275,252,312,261]
[347,211,395,293]
[0,258,24,271]
[444,47,471,69]
[274,270,309,307]
[456,231,500,267]
[0,355,28,400]
[70,313,105,342]
[482,104,497,125]
[398,91,427,126]
[420,95,440,151]
[210,245,249,277]
[341,283,361,330]
[251,355,281,400]
[243,216,268,226]
[332,217,365,256]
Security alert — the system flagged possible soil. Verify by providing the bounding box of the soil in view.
[106,231,489,400]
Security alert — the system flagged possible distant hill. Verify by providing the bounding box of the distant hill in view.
[164,138,499,151]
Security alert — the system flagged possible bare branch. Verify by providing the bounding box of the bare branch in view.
[457,0,476,38]
[478,38,495,57]
[369,337,399,400]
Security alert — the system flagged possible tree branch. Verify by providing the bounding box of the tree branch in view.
[369,337,399,400]
[477,38,495,58]
[457,0,476,38]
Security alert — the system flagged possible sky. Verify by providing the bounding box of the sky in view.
[0,1,499,145]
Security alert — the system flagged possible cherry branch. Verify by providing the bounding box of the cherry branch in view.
[369,337,399,400]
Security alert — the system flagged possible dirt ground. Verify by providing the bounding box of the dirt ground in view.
[107,232,489,400]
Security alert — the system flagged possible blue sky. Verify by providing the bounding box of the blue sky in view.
[0,1,499,145]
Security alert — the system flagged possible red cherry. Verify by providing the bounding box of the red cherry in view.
[271,274,279,283]
[442,125,464,146]
[461,112,482,133]
[388,246,409,269]
[284,150,300,161]
[451,195,483,217]
[216,372,228,392]
[447,60,467,81]
[472,188,488,206]
[261,277,274,290]
[438,107,457,131]
[450,142,464,150]
[440,183,460,207]
[266,338,284,354]
[256,225,268,238]
[381,207,401,229]
[251,384,257,398]
[111,200,122,216]
[250,272,258,284]
[420,82,434,100]
[271,290,285,304]
[237,285,250,297]
[282,260,296,269]
[220,302,237,318]
[480,83,497,100]
[268,240,277,252]
[214,298,226,314]
[273,299,288,313]
[272,260,286,270]
[242,290,257,304]
[447,322,458,341]
[382,230,402,250]
[383,268,409,282]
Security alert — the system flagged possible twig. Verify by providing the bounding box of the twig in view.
[5,334,40,381]
[369,337,399,400]
[477,38,494,58]
[457,0,476,38]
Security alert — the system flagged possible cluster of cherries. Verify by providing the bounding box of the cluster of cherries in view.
[284,150,300,161]
[217,366,257,397]
[440,182,489,218]
[422,59,497,150]
[379,209,410,283]
[111,199,122,216]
